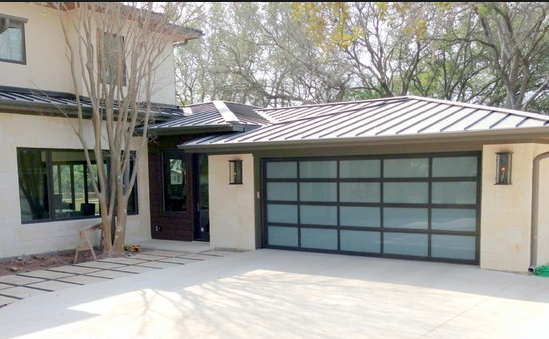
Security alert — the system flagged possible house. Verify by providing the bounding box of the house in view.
[0,2,206,258]
[178,97,549,274]
[2,3,549,275]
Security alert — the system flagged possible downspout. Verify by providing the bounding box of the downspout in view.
[529,151,549,273]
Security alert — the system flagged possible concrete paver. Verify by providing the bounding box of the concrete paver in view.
[0,283,12,290]
[0,295,18,306]
[85,270,136,279]
[135,261,181,269]
[158,257,201,264]
[0,286,49,299]
[109,265,160,274]
[17,270,76,280]
[1,249,549,339]
[27,280,79,291]
[57,275,111,285]
[130,254,171,261]
[48,265,102,275]
[96,257,148,265]
[74,261,127,270]
[0,275,46,286]
[178,253,220,260]
[140,250,189,257]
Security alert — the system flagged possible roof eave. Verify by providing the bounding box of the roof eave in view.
[179,127,549,154]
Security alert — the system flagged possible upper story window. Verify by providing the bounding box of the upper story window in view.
[0,14,27,64]
[102,32,127,86]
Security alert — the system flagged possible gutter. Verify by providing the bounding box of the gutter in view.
[179,126,549,154]
[529,151,549,273]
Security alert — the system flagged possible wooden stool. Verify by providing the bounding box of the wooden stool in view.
[74,222,103,264]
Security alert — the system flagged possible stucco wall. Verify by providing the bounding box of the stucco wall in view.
[0,3,176,105]
[208,154,256,251]
[0,113,151,259]
[481,143,549,272]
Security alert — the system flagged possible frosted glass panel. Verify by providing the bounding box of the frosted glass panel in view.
[384,233,428,256]
[267,204,297,224]
[300,182,337,202]
[384,158,428,178]
[432,235,476,260]
[341,231,380,253]
[266,162,297,178]
[300,161,337,178]
[340,182,380,203]
[340,207,380,227]
[300,205,337,225]
[432,182,476,204]
[432,156,477,177]
[384,208,428,229]
[301,228,338,250]
[267,182,297,201]
[268,226,298,247]
[384,182,428,203]
[340,159,380,178]
[432,209,476,231]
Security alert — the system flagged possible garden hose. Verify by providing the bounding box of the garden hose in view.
[534,265,549,277]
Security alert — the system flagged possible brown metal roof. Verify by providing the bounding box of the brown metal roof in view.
[181,96,549,151]
[147,101,269,135]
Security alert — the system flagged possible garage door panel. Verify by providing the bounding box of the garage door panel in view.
[431,209,476,231]
[384,233,428,256]
[383,208,428,229]
[263,152,480,264]
[341,230,380,253]
[267,204,297,224]
[431,235,476,260]
[301,228,338,250]
[340,206,380,227]
[300,205,337,225]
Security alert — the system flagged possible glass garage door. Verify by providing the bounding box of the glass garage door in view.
[263,152,480,264]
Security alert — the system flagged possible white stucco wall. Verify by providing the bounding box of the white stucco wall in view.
[208,154,256,251]
[0,3,177,105]
[480,143,549,273]
[0,113,151,259]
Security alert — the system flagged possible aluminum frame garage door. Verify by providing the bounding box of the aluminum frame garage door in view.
[262,152,480,264]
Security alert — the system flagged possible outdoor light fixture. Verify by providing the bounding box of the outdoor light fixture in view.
[229,160,243,185]
[496,152,512,185]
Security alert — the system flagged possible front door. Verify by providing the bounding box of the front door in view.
[193,153,209,241]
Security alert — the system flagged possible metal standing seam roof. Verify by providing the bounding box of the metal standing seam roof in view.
[0,86,187,120]
[147,101,270,132]
[181,96,549,149]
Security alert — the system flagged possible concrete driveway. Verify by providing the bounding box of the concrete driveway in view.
[1,249,548,339]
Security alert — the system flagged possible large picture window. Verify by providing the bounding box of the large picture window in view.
[0,14,27,64]
[17,148,138,223]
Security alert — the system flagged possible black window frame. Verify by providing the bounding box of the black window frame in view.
[0,13,27,64]
[17,148,139,224]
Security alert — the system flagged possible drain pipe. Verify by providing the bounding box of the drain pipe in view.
[529,151,549,273]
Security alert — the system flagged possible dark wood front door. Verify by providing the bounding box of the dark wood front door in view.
[193,153,209,242]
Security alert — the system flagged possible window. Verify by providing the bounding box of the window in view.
[0,14,27,64]
[102,32,127,86]
[163,150,187,212]
[17,148,138,223]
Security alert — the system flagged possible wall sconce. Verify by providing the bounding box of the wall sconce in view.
[496,152,512,185]
[229,160,243,185]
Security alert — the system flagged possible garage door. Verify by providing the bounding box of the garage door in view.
[262,152,480,264]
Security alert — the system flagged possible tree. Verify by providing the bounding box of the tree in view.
[467,2,549,111]
[52,2,202,255]
[175,2,353,107]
